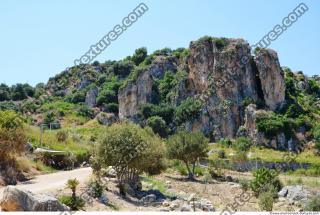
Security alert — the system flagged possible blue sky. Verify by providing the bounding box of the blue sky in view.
[1,0,319,86]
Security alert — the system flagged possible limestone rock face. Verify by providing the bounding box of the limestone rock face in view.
[118,70,154,120]
[118,37,287,141]
[0,186,69,211]
[186,38,260,139]
[254,49,286,111]
[149,56,177,79]
[85,86,98,108]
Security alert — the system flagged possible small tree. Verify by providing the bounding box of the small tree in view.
[96,123,166,195]
[250,168,282,196]
[60,178,84,210]
[66,178,79,201]
[167,131,209,180]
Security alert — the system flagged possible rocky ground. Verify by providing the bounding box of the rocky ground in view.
[50,171,308,212]
[1,168,319,212]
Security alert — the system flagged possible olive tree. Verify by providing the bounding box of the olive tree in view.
[167,131,209,180]
[0,110,26,162]
[96,122,166,195]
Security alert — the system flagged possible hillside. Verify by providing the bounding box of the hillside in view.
[0,36,319,152]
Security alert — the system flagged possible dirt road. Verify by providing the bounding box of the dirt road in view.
[1,167,92,193]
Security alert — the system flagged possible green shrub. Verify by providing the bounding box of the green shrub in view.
[77,105,94,118]
[233,137,252,152]
[107,60,134,78]
[56,130,68,142]
[304,196,320,211]
[175,98,202,124]
[258,191,274,211]
[88,179,104,198]
[105,103,119,114]
[218,138,232,148]
[131,47,147,65]
[96,89,117,106]
[250,168,282,196]
[139,103,174,124]
[146,116,168,138]
[59,196,85,210]
[239,178,250,191]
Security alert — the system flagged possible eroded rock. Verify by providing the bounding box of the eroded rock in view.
[0,186,69,211]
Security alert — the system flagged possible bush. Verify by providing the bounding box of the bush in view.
[239,178,250,191]
[77,105,94,118]
[233,137,252,152]
[88,179,104,198]
[97,89,117,106]
[59,195,85,211]
[218,138,232,148]
[139,103,174,124]
[175,98,202,124]
[146,116,168,138]
[304,196,320,211]
[96,123,166,194]
[250,168,282,196]
[105,103,119,114]
[0,111,26,167]
[131,47,147,66]
[258,191,274,211]
[56,130,68,142]
[108,60,135,78]
[167,131,209,180]
[0,84,10,101]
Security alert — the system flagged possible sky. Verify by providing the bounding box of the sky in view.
[1,0,319,86]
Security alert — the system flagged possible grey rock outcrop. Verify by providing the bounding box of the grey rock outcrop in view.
[85,87,98,108]
[118,70,154,120]
[0,186,69,211]
[254,49,286,111]
[118,37,287,141]
[278,185,312,203]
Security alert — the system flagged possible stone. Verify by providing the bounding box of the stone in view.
[278,187,289,197]
[280,185,311,203]
[187,193,196,202]
[96,112,117,126]
[104,166,116,178]
[159,208,170,212]
[99,194,108,205]
[140,194,157,204]
[0,186,69,211]
[169,200,180,210]
[162,200,171,207]
[180,204,192,212]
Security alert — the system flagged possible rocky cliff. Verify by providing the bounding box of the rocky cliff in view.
[118,37,287,141]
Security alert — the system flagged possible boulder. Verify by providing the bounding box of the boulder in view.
[140,194,157,204]
[0,186,69,211]
[180,204,192,212]
[96,112,117,126]
[278,185,312,203]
